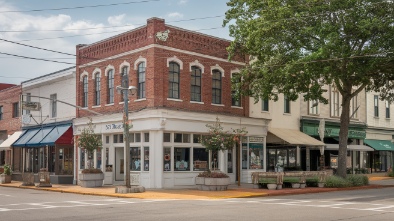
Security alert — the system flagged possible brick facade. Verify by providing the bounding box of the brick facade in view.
[76,18,249,118]
[0,85,21,137]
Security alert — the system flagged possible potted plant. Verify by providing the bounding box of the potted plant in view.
[259,177,278,190]
[78,119,104,188]
[0,164,12,184]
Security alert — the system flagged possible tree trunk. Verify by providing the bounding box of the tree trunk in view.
[337,95,351,178]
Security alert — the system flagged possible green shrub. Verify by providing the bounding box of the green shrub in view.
[283,177,300,183]
[324,175,351,188]
[346,175,369,186]
[3,164,12,175]
[306,176,319,187]
[259,178,277,184]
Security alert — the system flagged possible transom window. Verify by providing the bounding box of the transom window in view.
[107,69,114,104]
[95,73,101,105]
[138,62,146,99]
[168,62,180,99]
[82,76,88,107]
[191,66,201,102]
[212,69,222,104]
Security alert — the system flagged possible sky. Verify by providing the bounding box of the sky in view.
[0,0,233,85]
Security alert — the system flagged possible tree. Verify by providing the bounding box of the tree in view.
[224,0,394,178]
[78,119,102,170]
[200,117,247,170]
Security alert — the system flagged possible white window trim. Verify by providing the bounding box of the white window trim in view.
[189,60,204,74]
[104,65,115,76]
[119,61,130,75]
[92,68,102,79]
[210,64,225,77]
[134,56,147,70]
[80,71,88,82]
[167,56,183,70]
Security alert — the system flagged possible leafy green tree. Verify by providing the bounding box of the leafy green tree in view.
[78,119,102,170]
[224,0,394,178]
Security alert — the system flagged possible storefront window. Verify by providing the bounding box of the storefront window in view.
[227,150,233,173]
[174,147,190,171]
[288,149,296,167]
[144,133,149,142]
[164,133,171,142]
[164,147,171,171]
[96,149,102,170]
[277,149,287,169]
[144,147,149,171]
[80,148,85,169]
[130,147,141,171]
[193,134,201,143]
[249,144,263,169]
[193,148,208,171]
[135,133,141,142]
[268,149,276,171]
[211,150,219,170]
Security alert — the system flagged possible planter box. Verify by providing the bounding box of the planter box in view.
[37,172,52,187]
[0,174,11,184]
[196,177,230,191]
[21,173,35,186]
[79,173,104,188]
[318,182,325,188]
[267,183,277,190]
[276,184,282,190]
[291,183,301,188]
[300,183,306,188]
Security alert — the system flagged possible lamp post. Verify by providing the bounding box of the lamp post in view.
[116,82,137,189]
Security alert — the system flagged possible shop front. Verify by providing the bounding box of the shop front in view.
[363,139,394,172]
[11,122,74,184]
[0,131,23,168]
[74,109,268,188]
[301,119,368,173]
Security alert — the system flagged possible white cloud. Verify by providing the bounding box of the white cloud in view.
[178,0,188,5]
[108,14,126,26]
[168,12,184,18]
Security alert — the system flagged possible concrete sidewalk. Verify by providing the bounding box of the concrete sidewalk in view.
[1,176,393,200]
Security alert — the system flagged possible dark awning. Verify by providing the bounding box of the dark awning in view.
[12,123,72,147]
[364,139,394,151]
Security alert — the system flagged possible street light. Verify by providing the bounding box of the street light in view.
[116,84,137,189]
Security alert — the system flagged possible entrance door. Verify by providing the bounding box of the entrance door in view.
[115,147,124,181]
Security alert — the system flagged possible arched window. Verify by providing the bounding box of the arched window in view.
[82,76,88,107]
[138,62,146,99]
[107,69,114,104]
[94,73,101,105]
[191,66,201,102]
[168,62,180,99]
[120,66,128,102]
[212,69,222,104]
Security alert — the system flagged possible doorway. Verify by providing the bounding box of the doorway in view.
[115,147,124,181]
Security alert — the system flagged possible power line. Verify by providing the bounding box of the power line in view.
[0,0,161,13]
[0,38,75,56]
[0,52,75,65]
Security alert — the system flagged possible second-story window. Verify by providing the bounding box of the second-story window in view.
[138,62,146,99]
[168,62,180,99]
[284,95,290,113]
[231,73,241,107]
[374,95,379,117]
[0,106,3,120]
[95,73,101,105]
[107,69,114,104]
[12,102,19,118]
[262,98,269,111]
[212,70,222,104]
[386,100,390,118]
[350,95,358,118]
[309,100,318,115]
[191,66,201,102]
[82,76,88,107]
[50,94,57,118]
[331,88,340,117]
[120,66,128,102]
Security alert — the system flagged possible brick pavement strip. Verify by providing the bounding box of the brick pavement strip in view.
[1,177,394,200]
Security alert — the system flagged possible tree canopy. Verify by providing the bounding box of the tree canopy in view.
[224,0,394,177]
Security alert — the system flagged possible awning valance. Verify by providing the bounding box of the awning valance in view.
[12,124,72,147]
[325,144,374,151]
[267,128,325,146]
[364,139,394,151]
[0,131,23,150]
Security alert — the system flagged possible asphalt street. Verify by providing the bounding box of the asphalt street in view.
[1,186,393,221]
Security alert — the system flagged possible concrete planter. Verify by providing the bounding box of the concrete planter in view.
[0,174,11,184]
[291,183,301,188]
[37,171,52,187]
[196,177,230,191]
[300,183,306,189]
[318,182,325,188]
[79,173,104,188]
[267,183,277,190]
[21,172,35,186]
[276,184,282,190]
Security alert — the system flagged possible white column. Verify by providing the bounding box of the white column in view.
[296,145,300,167]
[264,137,267,172]
[151,130,163,188]
[73,137,77,184]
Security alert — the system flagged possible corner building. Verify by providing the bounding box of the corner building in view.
[74,18,268,188]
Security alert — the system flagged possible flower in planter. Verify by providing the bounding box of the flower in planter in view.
[78,118,103,173]
[197,170,229,178]
[3,164,12,176]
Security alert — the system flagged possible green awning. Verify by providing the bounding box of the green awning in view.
[364,139,394,151]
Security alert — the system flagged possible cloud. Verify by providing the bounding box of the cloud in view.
[167,12,183,18]
[178,0,188,5]
[108,14,126,26]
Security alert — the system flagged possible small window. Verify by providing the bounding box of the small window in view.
[107,69,114,104]
[143,147,149,171]
[119,134,124,143]
[120,66,128,102]
[80,149,85,169]
[105,136,110,144]
[191,66,201,102]
[212,70,222,104]
[174,133,182,143]
[135,133,141,142]
[164,133,171,142]
[113,134,118,143]
[144,133,149,142]
[309,100,318,115]
[174,133,190,143]
[163,147,171,171]
[50,94,57,118]
[95,73,101,105]
[168,62,180,99]
[262,98,269,112]
[284,95,290,114]
[0,106,3,120]
[82,76,88,107]
[386,100,390,118]
[130,147,141,171]
[193,134,201,143]
[174,147,190,171]
[138,62,146,99]
[129,133,135,143]
[374,95,379,117]
[193,148,208,171]
[12,102,19,118]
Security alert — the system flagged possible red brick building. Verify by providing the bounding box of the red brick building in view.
[74,18,268,188]
[0,85,22,168]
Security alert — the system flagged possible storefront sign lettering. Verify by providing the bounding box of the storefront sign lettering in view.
[105,123,123,130]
